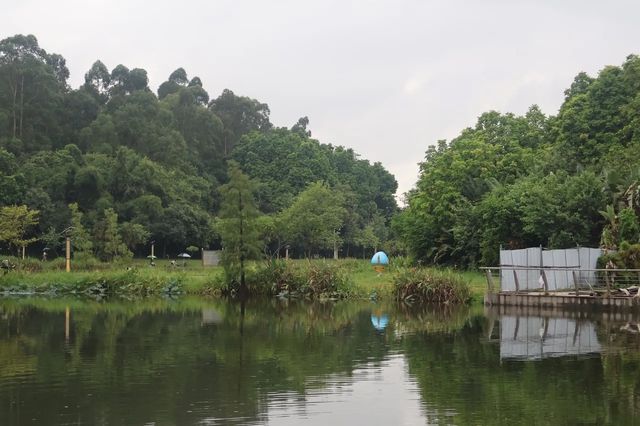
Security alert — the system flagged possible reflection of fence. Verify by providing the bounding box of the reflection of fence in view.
[500,315,601,360]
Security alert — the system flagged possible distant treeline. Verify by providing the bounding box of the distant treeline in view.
[0,34,398,260]
[394,54,640,267]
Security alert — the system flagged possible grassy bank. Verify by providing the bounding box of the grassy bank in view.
[0,257,486,302]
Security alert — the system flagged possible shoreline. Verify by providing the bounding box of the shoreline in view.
[0,259,487,303]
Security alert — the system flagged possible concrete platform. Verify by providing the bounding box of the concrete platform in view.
[484,291,640,311]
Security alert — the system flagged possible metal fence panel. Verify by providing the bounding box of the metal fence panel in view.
[202,250,221,266]
[499,247,604,291]
[500,247,542,291]
[578,248,603,286]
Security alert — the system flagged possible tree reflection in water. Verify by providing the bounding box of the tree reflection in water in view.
[0,297,639,425]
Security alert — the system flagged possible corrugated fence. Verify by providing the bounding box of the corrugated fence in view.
[499,247,603,292]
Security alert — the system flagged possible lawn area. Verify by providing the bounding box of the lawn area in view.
[0,256,487,303]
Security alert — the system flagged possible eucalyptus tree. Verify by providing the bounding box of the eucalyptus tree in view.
[0,34,67,152]
[209,89,272,155]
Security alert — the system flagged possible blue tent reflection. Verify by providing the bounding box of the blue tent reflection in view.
[371,314,389,331]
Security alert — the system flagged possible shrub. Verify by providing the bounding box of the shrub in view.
[231,260,352,299]
[255,260,305,295]
[306,261,350,298]
[393,268,471,305]
[199,274,227,296]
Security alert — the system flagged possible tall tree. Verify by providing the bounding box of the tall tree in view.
[218,162,261,295]
[68,202,93,254]
[0,34,67,152]
[93,208,131,261]
[0,205,39,258]
[209,89,272,155]
[279,182,346,257]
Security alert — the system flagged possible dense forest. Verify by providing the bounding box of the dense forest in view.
[395,54,640,267]
[0,34,398,260]
[2,33,639,268]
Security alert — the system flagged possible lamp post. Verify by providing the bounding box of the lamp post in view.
[65,237,71,272]
[60,226,74,273]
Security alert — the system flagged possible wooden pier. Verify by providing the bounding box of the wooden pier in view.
[482,266,640,312]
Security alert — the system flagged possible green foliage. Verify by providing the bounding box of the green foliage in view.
[306,261,351,297]
[209,89,272,155]
[599,242,640,270]
[247,260,351,298]
[68,202,93,253]
[0,205,39,254]
[251,260,306,295]
[393,268,471,304]
[119,222,150,251]
[232,127,397,256]
[399,54,640,267]
[618,208,640,244]
[93,208,131,261]
[218,162,261,287]
[0,34,396,260]
[279,182,346,256]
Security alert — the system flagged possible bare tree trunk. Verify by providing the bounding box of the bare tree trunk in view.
[11,78,17,139]
[19,74,24,139]
[238,190,248,297]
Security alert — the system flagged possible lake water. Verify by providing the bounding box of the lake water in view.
[1,297,639,425]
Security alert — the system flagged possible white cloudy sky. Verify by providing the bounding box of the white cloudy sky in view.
[5,0,640,199]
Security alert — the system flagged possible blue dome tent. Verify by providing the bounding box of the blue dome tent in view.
[370,251,389,265]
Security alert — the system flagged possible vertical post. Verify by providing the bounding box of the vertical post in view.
[285,246,289,260]
[539,244,543,292]
[485,269,495,294]
[21,245,25,260]
[151,242,155,259]
[573,270,580,296]
[541,270,549,294]
[65,237,71,272]
[513,270,520,293]
[201,248,204,267]
[564,248,569,287]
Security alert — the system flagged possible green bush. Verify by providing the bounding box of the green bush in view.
[255,260,305,295]
[199,274,227,296]
[597,244,640,288]
[306,261,351,298]
[15,257,44,273]
[393,268,471,305]
[231,260,352,299]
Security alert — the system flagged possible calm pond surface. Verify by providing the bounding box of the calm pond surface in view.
[1,297,640,425]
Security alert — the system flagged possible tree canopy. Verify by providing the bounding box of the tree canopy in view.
[396,54,640,267]
[0,34,398,259]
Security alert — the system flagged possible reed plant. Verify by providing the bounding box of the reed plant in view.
[393,268,471,305]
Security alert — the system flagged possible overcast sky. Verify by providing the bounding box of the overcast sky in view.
[5,0,640,200]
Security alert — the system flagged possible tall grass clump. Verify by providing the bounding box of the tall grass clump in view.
[245,260,351,299]
[306,261,351,298]
[393,268,471,305]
